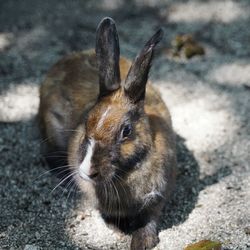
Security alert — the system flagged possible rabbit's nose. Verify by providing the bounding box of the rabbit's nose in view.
[88,168,99,179]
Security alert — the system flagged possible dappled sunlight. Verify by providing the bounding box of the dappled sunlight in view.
[208,62,250,87]
[167,0,249,23]
[0,83,39,122]
[96,0,123,10]
[159,176,250,250]
[0,0,249,249]
[156,82,238,153]
[231,137,250,168]
[0,32,13,51]
[159,182,225,250]
[65,204,130,249]
[95,0,168,10]
[172,100,232,150]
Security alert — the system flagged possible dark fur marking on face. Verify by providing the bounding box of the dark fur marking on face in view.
[115,145,149,173]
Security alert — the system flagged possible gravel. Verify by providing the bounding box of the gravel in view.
[0,0,249,249]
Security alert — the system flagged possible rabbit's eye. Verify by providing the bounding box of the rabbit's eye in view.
[122,124,132,139]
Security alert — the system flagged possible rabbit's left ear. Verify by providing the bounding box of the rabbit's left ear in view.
[124,29,163,103]
[96,17,121,97]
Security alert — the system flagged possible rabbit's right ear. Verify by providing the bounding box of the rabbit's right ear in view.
[96,17,121,97]
[123,29,163,103]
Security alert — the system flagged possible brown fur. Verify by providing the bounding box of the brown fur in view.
[39,18,176,250]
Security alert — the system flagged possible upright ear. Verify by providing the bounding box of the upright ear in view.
[96,17,121,97]
[123,29,163,103]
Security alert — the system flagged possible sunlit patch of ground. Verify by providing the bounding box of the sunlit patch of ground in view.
[0,0,249,249]
[0,83,39,122]
[0,33,13,51]
[167,0,249,23]
[208,62,250,87]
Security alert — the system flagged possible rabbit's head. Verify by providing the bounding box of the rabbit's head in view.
[70,18,163,186]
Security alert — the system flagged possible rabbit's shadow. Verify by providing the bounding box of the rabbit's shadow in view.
[160,134,231,230]
[161,134,200,229]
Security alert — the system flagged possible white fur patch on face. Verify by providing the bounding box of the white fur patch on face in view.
[96,106,111,130]
[79,139,95,182]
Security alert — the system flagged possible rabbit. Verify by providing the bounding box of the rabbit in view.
[39,17,176,250]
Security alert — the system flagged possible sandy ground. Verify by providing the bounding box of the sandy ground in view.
[0,0,250,249]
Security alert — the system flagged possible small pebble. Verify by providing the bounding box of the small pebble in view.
[35,232,41,239]
[244,227,250,235]
[23,245,40,250]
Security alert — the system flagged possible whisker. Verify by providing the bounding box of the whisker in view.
[38,135,54,145]
[38,128,79,146]
[35,163,78,181]
[71,181,79,200]
[50,171,77,194]
[54,128,80,132]
[61,173,75,196]
[113,174,130,208]
[58,180,72,201]
[114,174,126,193]
[102,180,107,209]
[115,167,130,176]
[111,179,121,228]
[71,182,78,201]
[65,178,77,203]
[45,150,69,154]
[33,166,72,183]
[44,155,68,159]
[107,181,112,215]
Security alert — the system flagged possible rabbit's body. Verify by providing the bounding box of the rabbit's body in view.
[39,18,176,250]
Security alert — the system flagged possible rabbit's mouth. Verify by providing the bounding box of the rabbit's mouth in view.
[78,165,115,185]
[78,170,95,184]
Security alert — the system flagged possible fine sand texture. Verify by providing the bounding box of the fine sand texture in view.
[0,0,249,249]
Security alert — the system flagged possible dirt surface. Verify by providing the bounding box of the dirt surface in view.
[0,0,250,249]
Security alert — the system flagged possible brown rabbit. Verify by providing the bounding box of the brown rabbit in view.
[39,17,176,250]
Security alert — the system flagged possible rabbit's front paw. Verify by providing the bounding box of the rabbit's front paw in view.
[131,226,159,250]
